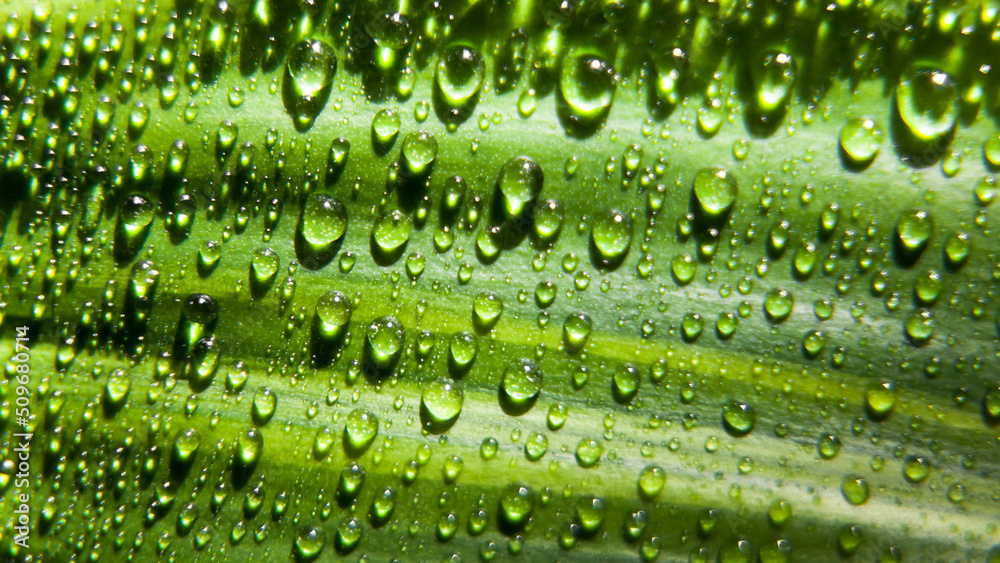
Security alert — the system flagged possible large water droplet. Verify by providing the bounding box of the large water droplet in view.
[693,167,738,218]
[250,247,280,295]
[637,465,666,499]
[435,44,484,121]
[421,378,465,429]
[498,483,535,530]
[372,108,401,149]
[895,209,933,261]
[372,207,412,259]
[500,358,543,413]
[559,50,616,131]
[752,51,796,113]
[722,400,756,436]
[344,409,378,455]
[366,11,411,50]
[251,387,277,425]
[895,67,958,141]
[841,475,870,505]
[300,193,347,246]
[401,131,438,175]
[293,526,326,562]
[496,155,543,218]
[473,291,504,331]
[562,313,592,352]
[448,331,478,374]
[590,208,633,267]
[865,381,896,421]
[365,316,405,374]
[314,291,352,341]
[839,118,883,165]
[284,40,337,127]
[575,438,603,468]
[764,288,794,322]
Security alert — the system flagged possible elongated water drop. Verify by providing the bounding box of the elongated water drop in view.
[365,316,405,374]
[496,156,543,218]
[559,50,616,131]
[896,68,958,141]
[344,409,378,455]
[284,40,337,127]
[752,51,796,113]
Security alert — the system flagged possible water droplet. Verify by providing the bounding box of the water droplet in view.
[473,291,503,331]
[500,358,543,413]
[435,44,485,113]
[172,428,201,466]
[562,313,592,352]
[335,517,363,553]
[236,427,263,468]
[480,437,499,460]
[559,51,617,130]
[818,434,842,459]
[293,526,326,561]
[752,51,796,113]
[903,455,931,483]
[838,524,864,555]
[103,371,131,412]
[523,431,548,461]
[670,253,697,285]
[284,40,337,127]
[575,438,604,468]
[299,192,347,248]
[365,316,405,374]
[905,309,935,345]
[496,155,543,218]
[652,47,687,106]
[400,131,438,175]
[693,167,738,218]
[896,68,958,141]
[612,363,640,403]
[372,109,401,148]
[314,291,352,341]
[767,499,793,527]
[895,209,933,259]
[448,332,478,373]
[865,381,896,420]
[637,465,666,499]
[251,387,277,425]
[338,462,366,502]
[250,248,280,293]
[764,288,793,322]
[841,475,870,505]
[985,136,1000,168]
[575,496,606,537]
[682,313,704,341]
[421,378,464,427]
[590,208,633,266]
[372,207,412,257]
[499,484,535,529]
[366,11,411,50]
[344,409,378,455]
[722,400,756,436]
[840,118,883,165]
[533,199,564,241]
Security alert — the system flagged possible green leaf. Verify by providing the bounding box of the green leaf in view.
[1,0,999,562]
